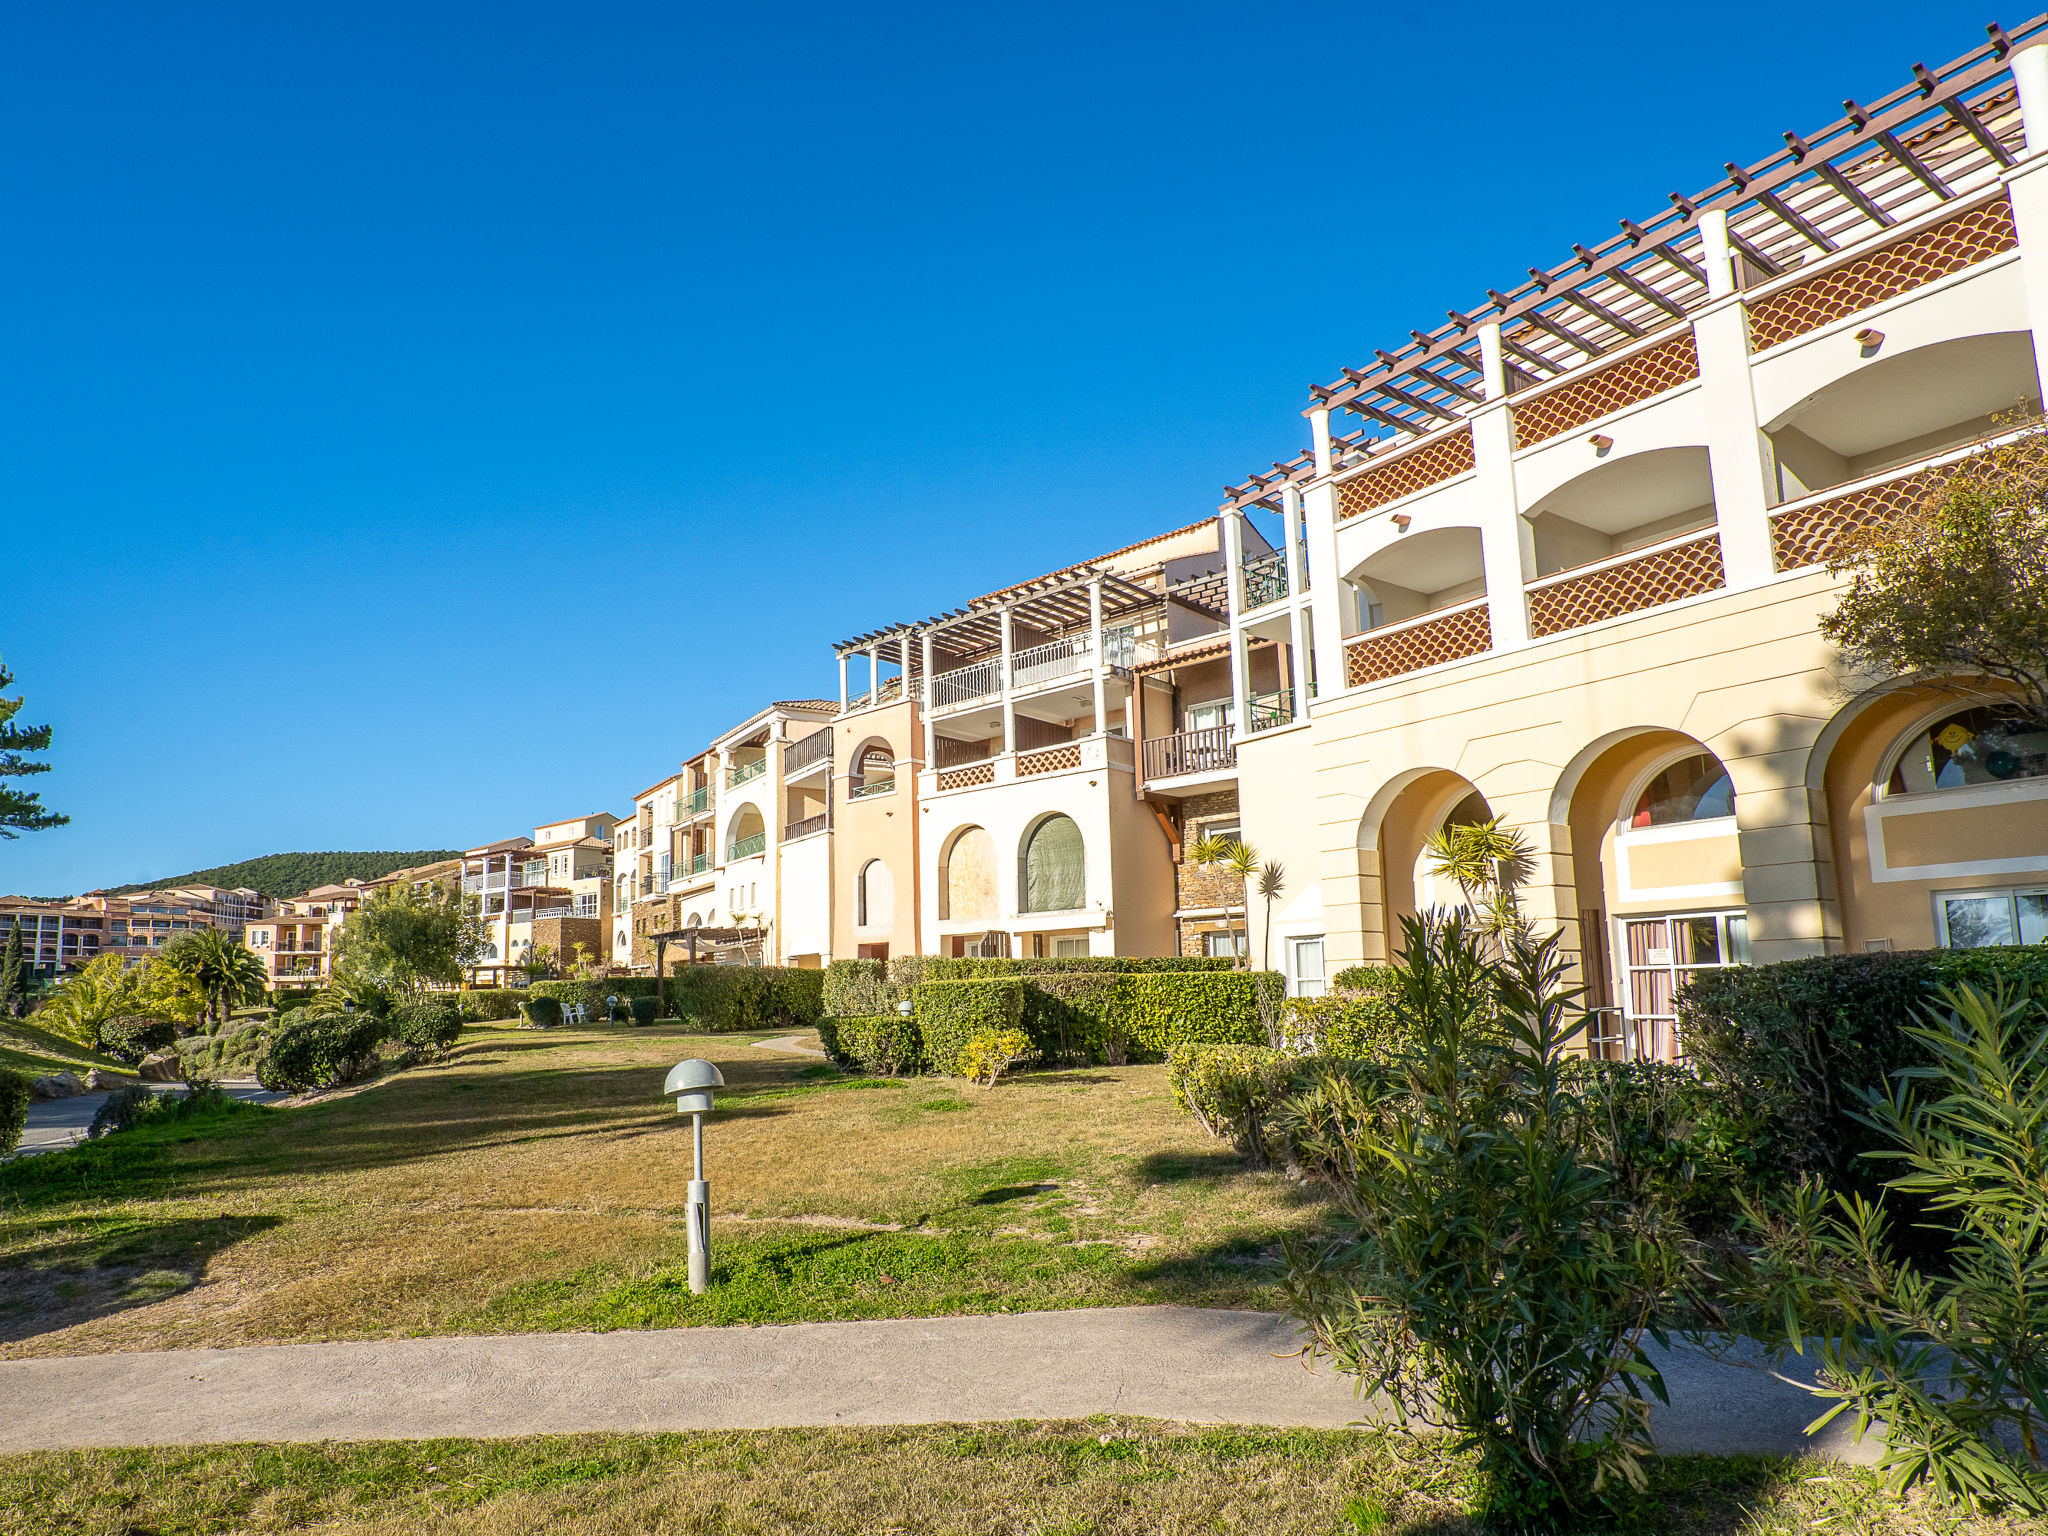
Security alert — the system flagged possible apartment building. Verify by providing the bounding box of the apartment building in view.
[831,520,1278,963]
[612,703,837,971]
[0,890,246,978]
[244,907,332,989]
[1194,25,2048,1051]
[163,885,267,937]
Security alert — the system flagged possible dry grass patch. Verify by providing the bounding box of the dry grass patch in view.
[1,1422,2025,1536]
[0,1024,1320,1355]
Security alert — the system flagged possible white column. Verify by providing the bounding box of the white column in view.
[1302,406,1348,693]
[1694,210,1777,588]
[1087,577,1107,736]
[1280,482,1305,603]
[2003,44,2048,405]
[1220,505,1248,617]
[1472,323,1531,652]
[837,653,848,713]
[920,628,936,768]
[865,643,879,705]
[999,607,1016,756]
[1287,601,1310,720]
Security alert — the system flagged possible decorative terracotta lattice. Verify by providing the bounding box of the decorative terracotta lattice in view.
[1344,603,1491,687]
[1510,332,1700,449]
[937,763,995,791]
[1335,429,1474,520]
[1770,466,1941,571]
[1528,533,1726,636]
[1746,199,2017,351]
[1018,744,1083,776]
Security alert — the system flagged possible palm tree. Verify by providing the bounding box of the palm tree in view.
[1255,859,1286,974]
[1422,817,1536,956]
[1191,835,1262,969]
[162,930,268,1029]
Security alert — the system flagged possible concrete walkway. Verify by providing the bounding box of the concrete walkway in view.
[17,1079,287,1155]
[0,1307,1874,1460]
[753,1034,827,1058]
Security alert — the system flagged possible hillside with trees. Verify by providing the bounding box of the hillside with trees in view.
[103,850,462,900]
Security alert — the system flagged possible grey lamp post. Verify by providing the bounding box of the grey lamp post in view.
[663,1057,726,1293]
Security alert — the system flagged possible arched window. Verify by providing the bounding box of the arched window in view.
[1632,754,1735,827]
[857,859,893,928]
[1020,815,1085,913]
[939,826,996,921]
[1886,706,2048,795]
[851,742,895,797]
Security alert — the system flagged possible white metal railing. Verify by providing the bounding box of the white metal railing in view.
[1103,625,1137,669]
[1013,633,1091,690]
[484,873,508,891]
[932,657,1002,710]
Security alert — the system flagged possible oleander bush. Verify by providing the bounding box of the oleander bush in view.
[818,1013,925,1076]
[912,979,1026,1077]
[99,1015,178,1065]
[255,1009,388,1093]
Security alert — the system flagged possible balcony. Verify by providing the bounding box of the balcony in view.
[1344,599,1492,687]
[1247,689,1295,733]
[1012,634,1091,691]
[784,812,829,840]
[727,832,767,861]
[1526,531,1726,637]
[679,785,711,817]
[925,732,1132,795]
[726,759,767,789]
[639,874,656,895]
[690,851,712,875]
[1143,727,1235,781]
[1241,551,1288,610]
[784,730,832,774]
[849,777,896,800]
[931,656,1002,712]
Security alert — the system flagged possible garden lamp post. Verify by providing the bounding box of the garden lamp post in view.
[663,1057,725,1293]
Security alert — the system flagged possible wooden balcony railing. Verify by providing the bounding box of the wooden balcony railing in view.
[1143,726,1235,780]
[783,730,833,773]
[1344,600,1491,687]
[1525,530,1726,637]
[783,812,829,840]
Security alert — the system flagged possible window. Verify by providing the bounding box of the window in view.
[857,860,893,928]
[1632,754,1735,827]
[1051,936,1089,958]
[1197,819,1241,847]
[1288,936,1326,998]
[1887,707,2048,794]
[1615,909,1750,1061]
[1205,930,1247,959]
[1020,815,1085,913]
[1936,886,2048,948]
[1185,699,1234,732]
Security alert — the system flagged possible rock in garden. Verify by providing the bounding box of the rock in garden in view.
[137,1053,185,1082]
[84,1068,124,1089]
[31,1071,86,1099]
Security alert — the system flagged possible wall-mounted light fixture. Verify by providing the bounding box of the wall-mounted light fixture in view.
[1854,327,1885,352]
[1391,513,1412,530]
[1587,433,1614,453]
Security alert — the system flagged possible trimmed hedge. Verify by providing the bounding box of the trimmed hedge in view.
[1018,972,1124,1063]
[665,967,824,1031]
[1107,971,1282,1057]
[0,1067,29,1156]
[1167,1042,1305,1165]
[520,996,565,1029]
[257,1010,386,1092]
[456,988,528,1022]
[904,955,1236,981]
[913,979,1026,1076]
[1678,945,2048,1193]
[823,959,895,1018]
[388,999,462,1055]
[820,1013,925,1076]
[101,1015,178,1065]
[1280,991,1409,1059]
[629,996,659,1026]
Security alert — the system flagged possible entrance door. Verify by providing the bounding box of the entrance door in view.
[1615,910,1749,1061]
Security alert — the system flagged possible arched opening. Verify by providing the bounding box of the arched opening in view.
[1413,788,1497,915]
[1366,770,1490,936]
[1882,704,2048,795]
[1561,731,1746,1062]
[1019,814,1086,914]
[1764,332,2042,501]
[725,804,766,862]
[856,858,894,932]
[938,825,997,922]
[850,740,896,799]
[1348,526,1486,631]
[1523,445,1716,576]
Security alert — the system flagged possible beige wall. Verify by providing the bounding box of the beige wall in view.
[831,696,921,959]
[1235,725,1326,975]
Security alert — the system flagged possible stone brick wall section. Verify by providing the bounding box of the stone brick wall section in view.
[532,916,604,970]
[628,897,682,969]
[1174,790,1243,953]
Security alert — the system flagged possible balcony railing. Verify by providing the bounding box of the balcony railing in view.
[1241,551,1288,610]
[1525,530,1725,637]
[784,730,833,773]
[931,657,1002,710]
[1012,634,1091,690]
[1103,624,1137,670]
[639,874,656,895]
[679,785,711,816]
[1143,726,1236,780]
[1247,689,1295,732]
[784,812,829,840]
[1344,599,1492,687]
[849,777,896,800]
[726,832,767,861]
[726,758,767,789]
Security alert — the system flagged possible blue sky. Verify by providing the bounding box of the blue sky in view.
[3,0,1993,894]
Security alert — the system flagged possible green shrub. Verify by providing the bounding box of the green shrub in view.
[1280,992,1409,1059]
[100,1015,178,1065]
[89,1082,248,1139]
[1565,1058,1764,1234]
[1106,971,1281,1058]
[666,967,824,1031]
[1679,946,2048,1199]
[629,996,659,1026]
[1016,971,1124,1064]
[256,1010,387,1092]
[822,959,893,1017]
[387,999,462,1055]
[175,1022,267,1079]
[520,996,565,1029]
[912,978,1026,1076]
[915,955,1235,978]
[1329,964,1397,992]
[1168,1043,1306,1165]
[455,988,526,1022]
[0,1067,30,1156]
[960,1028,1033,1087]
[824,1013,926,1076]
[528,978,608,1016]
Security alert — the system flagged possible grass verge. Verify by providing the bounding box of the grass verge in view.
[0,1019,130,1082]
[1,1421,2026,1536]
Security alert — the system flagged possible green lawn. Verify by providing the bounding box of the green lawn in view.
[3,1421,2022,1536]
[0,1023,1316,1355]
[0,1018,131,1083]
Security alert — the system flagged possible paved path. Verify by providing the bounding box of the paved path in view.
[0,1307,1875,1460]
[753,1034,827,1058]
[17,1079,287,1155]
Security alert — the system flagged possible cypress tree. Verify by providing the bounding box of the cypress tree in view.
[0,922,26,1019]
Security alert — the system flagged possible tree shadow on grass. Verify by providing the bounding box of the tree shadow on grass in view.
[0,1212,283,1344]
[1131,1148,1260,1186]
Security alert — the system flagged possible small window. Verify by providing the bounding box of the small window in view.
[1052,936,1090,958]
[1615,909,1751,1060]
[1288,936,1326,997]
[1936,886,2048,948]
[1185,699,1234,732]
[1632,755,1735,827]
[1888,707,2048,795]
[1204,930,1246,959]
